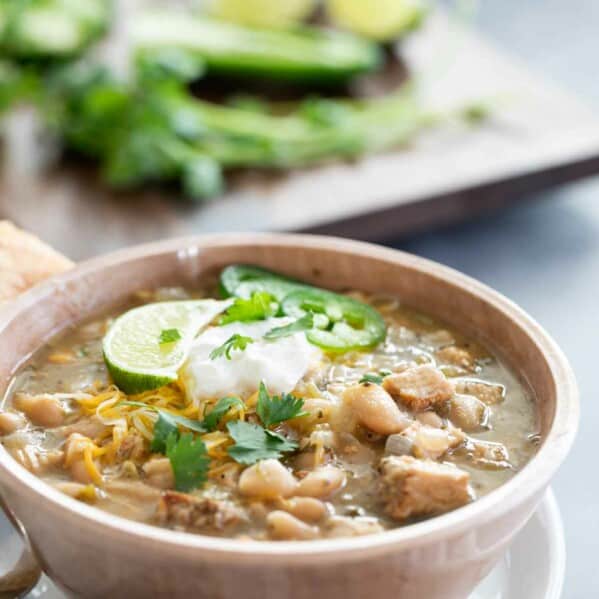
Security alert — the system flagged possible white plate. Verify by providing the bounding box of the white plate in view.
[0,489,565,599]
[470,488,566,599]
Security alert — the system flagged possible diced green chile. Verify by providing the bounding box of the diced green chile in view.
[219,265,311,301]
[281,289,386,352]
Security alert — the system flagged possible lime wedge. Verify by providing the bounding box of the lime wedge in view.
[208,0,316,29]
[103,300,230,394]
[326,0,428,41]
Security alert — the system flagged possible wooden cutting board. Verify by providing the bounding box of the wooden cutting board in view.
[1,13,598,260]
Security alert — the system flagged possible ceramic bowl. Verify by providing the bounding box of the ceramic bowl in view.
[0,234,578,599]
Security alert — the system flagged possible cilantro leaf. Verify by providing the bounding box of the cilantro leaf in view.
[263,313,314,340]
[159,328,182,344]
[226,420,298,465]
[203,396,245,431]
[220,292,278,325]
[165,432,210,492]
[209,334,254,360]
[121,402,207,451]
[121,402,210,491]
[151,411,179,453]
[256,382,307,428]
[359,370,392,385]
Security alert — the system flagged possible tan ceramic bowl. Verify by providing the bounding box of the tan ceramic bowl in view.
[0,234,578,599]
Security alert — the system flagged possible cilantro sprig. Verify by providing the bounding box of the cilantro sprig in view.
[263,313,314,340]
[226,420,297,465]
[209,334,254,360]
[256,382,307,428]
[122,402,209,490]
[220,291,278,325]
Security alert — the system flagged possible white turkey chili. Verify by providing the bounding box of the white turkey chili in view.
[0,265,538,540]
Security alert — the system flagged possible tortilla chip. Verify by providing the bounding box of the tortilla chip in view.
[0,221,73,303]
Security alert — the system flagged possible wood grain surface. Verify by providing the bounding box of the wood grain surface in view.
[1,13,598,260]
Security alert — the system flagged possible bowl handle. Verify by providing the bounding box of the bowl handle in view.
[0,496,42,598]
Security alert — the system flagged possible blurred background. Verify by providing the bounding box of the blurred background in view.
[1,0,598,596]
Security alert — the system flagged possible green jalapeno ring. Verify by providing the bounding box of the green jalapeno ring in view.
[281,288,386,352]
[219,264,310,301]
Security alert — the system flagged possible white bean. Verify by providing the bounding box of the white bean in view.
[143,457,175,489]
[324,516,384,538]
[343,384,411,435]
[288,398,335,432]
[416,411,444,428]
[281,497,327,523]
[448,394,488,432]
[296,466,346,499]
[266,510,318,540]
[13,394,65,428]
[0,411,26,435]
[238,459,297,499]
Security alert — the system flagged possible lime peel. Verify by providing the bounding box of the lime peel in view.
[326,0,428,41]
[208,0,317,29]
[103,299,231,394]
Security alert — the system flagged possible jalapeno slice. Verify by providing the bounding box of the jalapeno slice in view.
[281,288,386,352]
[219,265,310,300]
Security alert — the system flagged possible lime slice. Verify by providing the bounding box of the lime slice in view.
[326,0,428,41]
[208,0,317,29]
[103,299,230,394]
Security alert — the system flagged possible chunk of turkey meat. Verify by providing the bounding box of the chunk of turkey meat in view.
[453,379,505,405]
[383,365,453,412]
[435,346,476,371]
[379,456,471,520]
[155,491,247,534]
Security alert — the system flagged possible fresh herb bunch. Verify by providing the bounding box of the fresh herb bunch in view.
[0,61,38,114]
[39,59,429,201]
[0,0,112,61]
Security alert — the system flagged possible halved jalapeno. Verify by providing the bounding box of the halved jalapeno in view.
[281,288,386,352]
[219,264,309,300]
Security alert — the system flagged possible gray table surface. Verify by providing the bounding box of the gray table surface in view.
[399,2,598,596]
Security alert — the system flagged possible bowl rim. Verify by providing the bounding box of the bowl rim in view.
[0,233,579,562]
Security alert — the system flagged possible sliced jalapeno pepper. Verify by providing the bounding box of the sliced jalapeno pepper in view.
[219,264,310,300]
[281,288,386,352]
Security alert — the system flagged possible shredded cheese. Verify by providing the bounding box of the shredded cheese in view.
[67,380,260,479]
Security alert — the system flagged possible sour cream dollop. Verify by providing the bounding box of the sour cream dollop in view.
[180,318,322,404]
